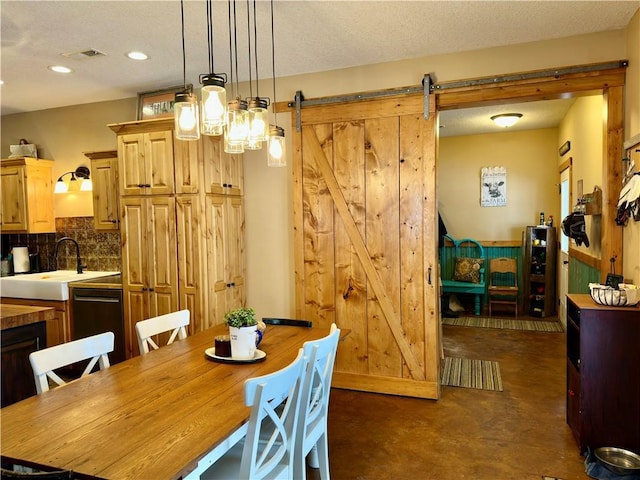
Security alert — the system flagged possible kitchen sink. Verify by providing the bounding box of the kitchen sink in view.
[0,271,119,301]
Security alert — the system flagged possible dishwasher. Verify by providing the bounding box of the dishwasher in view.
[71,287,126,364]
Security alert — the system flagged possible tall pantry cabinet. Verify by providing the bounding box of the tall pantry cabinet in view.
[109,119,245,358]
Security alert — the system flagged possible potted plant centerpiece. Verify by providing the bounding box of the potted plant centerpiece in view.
[224,307,265,359]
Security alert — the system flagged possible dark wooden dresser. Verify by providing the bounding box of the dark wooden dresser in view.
[566,293,640,454]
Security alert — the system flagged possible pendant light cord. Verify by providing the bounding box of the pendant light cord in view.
[246,0,253,98]
[180,0,187,90]
[252,0,259,98]
[206,0,214,74]
[270,0,277,114]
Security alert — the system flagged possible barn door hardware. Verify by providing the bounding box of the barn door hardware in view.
[291,74,433,131]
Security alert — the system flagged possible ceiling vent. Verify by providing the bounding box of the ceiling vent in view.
[61,49,106,60]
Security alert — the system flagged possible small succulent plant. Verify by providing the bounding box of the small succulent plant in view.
[224,307,258,328]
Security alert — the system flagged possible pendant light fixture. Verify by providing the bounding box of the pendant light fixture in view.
[225,0,249,153]
[200,0,227,136]
[267,0,286,167]
[245,0,269,150]
[174,0,200,141]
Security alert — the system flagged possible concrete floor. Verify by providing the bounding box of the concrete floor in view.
[312,320,591,480]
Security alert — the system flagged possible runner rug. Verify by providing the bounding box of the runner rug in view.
[442,316,564,333]
[441,356,503,392]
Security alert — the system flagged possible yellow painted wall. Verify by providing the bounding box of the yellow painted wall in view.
[439,128,559,241]
[2,25,637,316]
[558,95,604,259]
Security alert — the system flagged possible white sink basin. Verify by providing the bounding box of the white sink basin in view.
[0,271,119,301]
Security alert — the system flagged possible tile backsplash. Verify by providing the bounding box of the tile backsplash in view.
[1,217,121,272]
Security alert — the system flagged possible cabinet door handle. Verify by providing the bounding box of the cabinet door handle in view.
[142,287,147,291]
[568,389,576,397]
[148,287,155,292]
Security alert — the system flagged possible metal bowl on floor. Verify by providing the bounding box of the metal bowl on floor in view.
[594,447,640,475]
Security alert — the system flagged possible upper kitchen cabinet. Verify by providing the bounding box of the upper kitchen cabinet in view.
[202,135,243,196]
[83,150,119,231]
[109,119,175,196]
[0,157,55,233]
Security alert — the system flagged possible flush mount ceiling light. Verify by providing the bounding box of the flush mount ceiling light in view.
[55,166,92,194]
[48,65,73,74]
[490,113,523,128]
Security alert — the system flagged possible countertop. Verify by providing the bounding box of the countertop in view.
[68,274,122,290]
[0,304,55,330]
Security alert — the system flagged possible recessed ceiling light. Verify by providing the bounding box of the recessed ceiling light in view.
[127,51,148,60]
[48,65,73,74]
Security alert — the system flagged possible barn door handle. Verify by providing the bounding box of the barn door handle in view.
[427,267,432,285]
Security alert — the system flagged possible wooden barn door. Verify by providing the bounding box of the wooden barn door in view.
[291,93,440,399]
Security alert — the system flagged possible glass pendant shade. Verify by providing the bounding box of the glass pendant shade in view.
[174,91,201,141]
[200,74,227,136]
[247,98,269,150]
[267,125,286,167]
[225,99,249,153]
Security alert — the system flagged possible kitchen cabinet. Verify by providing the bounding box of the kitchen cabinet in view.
[566,294,640,454]
[0,297,69,347]
[120,196,178,357]
[84,150,119,230]
[204,195,245,329]
[109,118,245,345]
[523,226,556,317]
[117,128,174,196]
[203,135,243,196]
[1,321,46,407]
[0,157,55,233]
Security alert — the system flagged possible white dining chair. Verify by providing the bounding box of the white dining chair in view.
[201,348,306,480]
[29,331,115,394]
[135,309,190,354]
[294,323,341,480]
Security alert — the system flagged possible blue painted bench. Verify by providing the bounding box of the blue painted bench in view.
[440,234,485,316]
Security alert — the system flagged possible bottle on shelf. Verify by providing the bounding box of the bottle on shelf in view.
[539,211,545,225]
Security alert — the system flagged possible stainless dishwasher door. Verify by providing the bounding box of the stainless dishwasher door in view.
[72,288,126,364]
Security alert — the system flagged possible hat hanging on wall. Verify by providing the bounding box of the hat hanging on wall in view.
[561,212,590,247]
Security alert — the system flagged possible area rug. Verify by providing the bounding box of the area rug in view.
[442,316,564,333]
[441,356,503,392]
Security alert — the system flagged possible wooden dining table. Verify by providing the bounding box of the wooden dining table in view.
[0,323,335,479]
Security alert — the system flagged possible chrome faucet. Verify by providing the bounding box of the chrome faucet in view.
[53,237,86,274]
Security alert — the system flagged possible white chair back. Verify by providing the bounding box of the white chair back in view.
[135,309,190,354]
[294,323,341,480]
[203,349,306,480]
[29,331,115,394]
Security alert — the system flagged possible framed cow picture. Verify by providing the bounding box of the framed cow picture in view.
[481,166,507,207]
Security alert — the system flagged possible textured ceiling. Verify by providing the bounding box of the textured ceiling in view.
[1,0,638,134]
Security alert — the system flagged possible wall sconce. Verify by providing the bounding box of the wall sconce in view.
[490,113,523,128]
[55,166,92,194]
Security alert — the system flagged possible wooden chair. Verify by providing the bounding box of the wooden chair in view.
[202,349,306,479]
[440,234,486,316]
[488,257,519,318]
[135,309,190,354]
[262,318,312,327]
[294,323,340,480]
[28,332,114,394]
